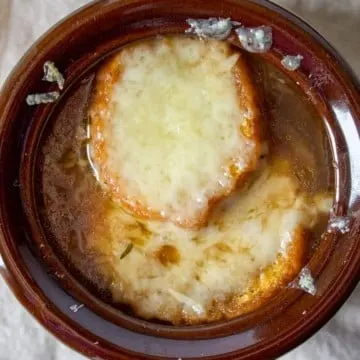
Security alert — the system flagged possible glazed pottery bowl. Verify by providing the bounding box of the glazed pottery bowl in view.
[1,0,360,359]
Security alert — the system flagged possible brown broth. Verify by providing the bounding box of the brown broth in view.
[38,47,334,310]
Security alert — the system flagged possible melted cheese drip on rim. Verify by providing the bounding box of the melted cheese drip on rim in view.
[91,168,331,324]
[91,38,260,227]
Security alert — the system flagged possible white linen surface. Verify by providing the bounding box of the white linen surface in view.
[0,0,359,359]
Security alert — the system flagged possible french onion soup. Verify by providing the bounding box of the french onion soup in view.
[40,36,333,325]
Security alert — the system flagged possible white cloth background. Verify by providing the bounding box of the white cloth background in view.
[0,0,359,359]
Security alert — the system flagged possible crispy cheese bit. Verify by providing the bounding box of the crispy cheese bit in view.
[43,61,65,90]
[235,26,273,53]
[327,215,351,234]
[281,55,303,71]
[185,18,235,40]
[291,266,317,295]
[69,304,84,313]
[26,91,60,106]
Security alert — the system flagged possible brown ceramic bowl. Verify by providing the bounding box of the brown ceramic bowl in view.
[1,0,360,359]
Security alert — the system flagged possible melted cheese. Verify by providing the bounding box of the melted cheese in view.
[89,37,262,228]
[91,167,331,324]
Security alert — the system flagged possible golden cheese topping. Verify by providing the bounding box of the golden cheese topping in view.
[89,37,262,228]
[91,166,331,325]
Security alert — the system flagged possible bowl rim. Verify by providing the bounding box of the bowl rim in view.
[1,0,360,359]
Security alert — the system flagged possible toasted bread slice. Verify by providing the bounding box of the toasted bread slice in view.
[88,37,263,228]
[91,168,329,325]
